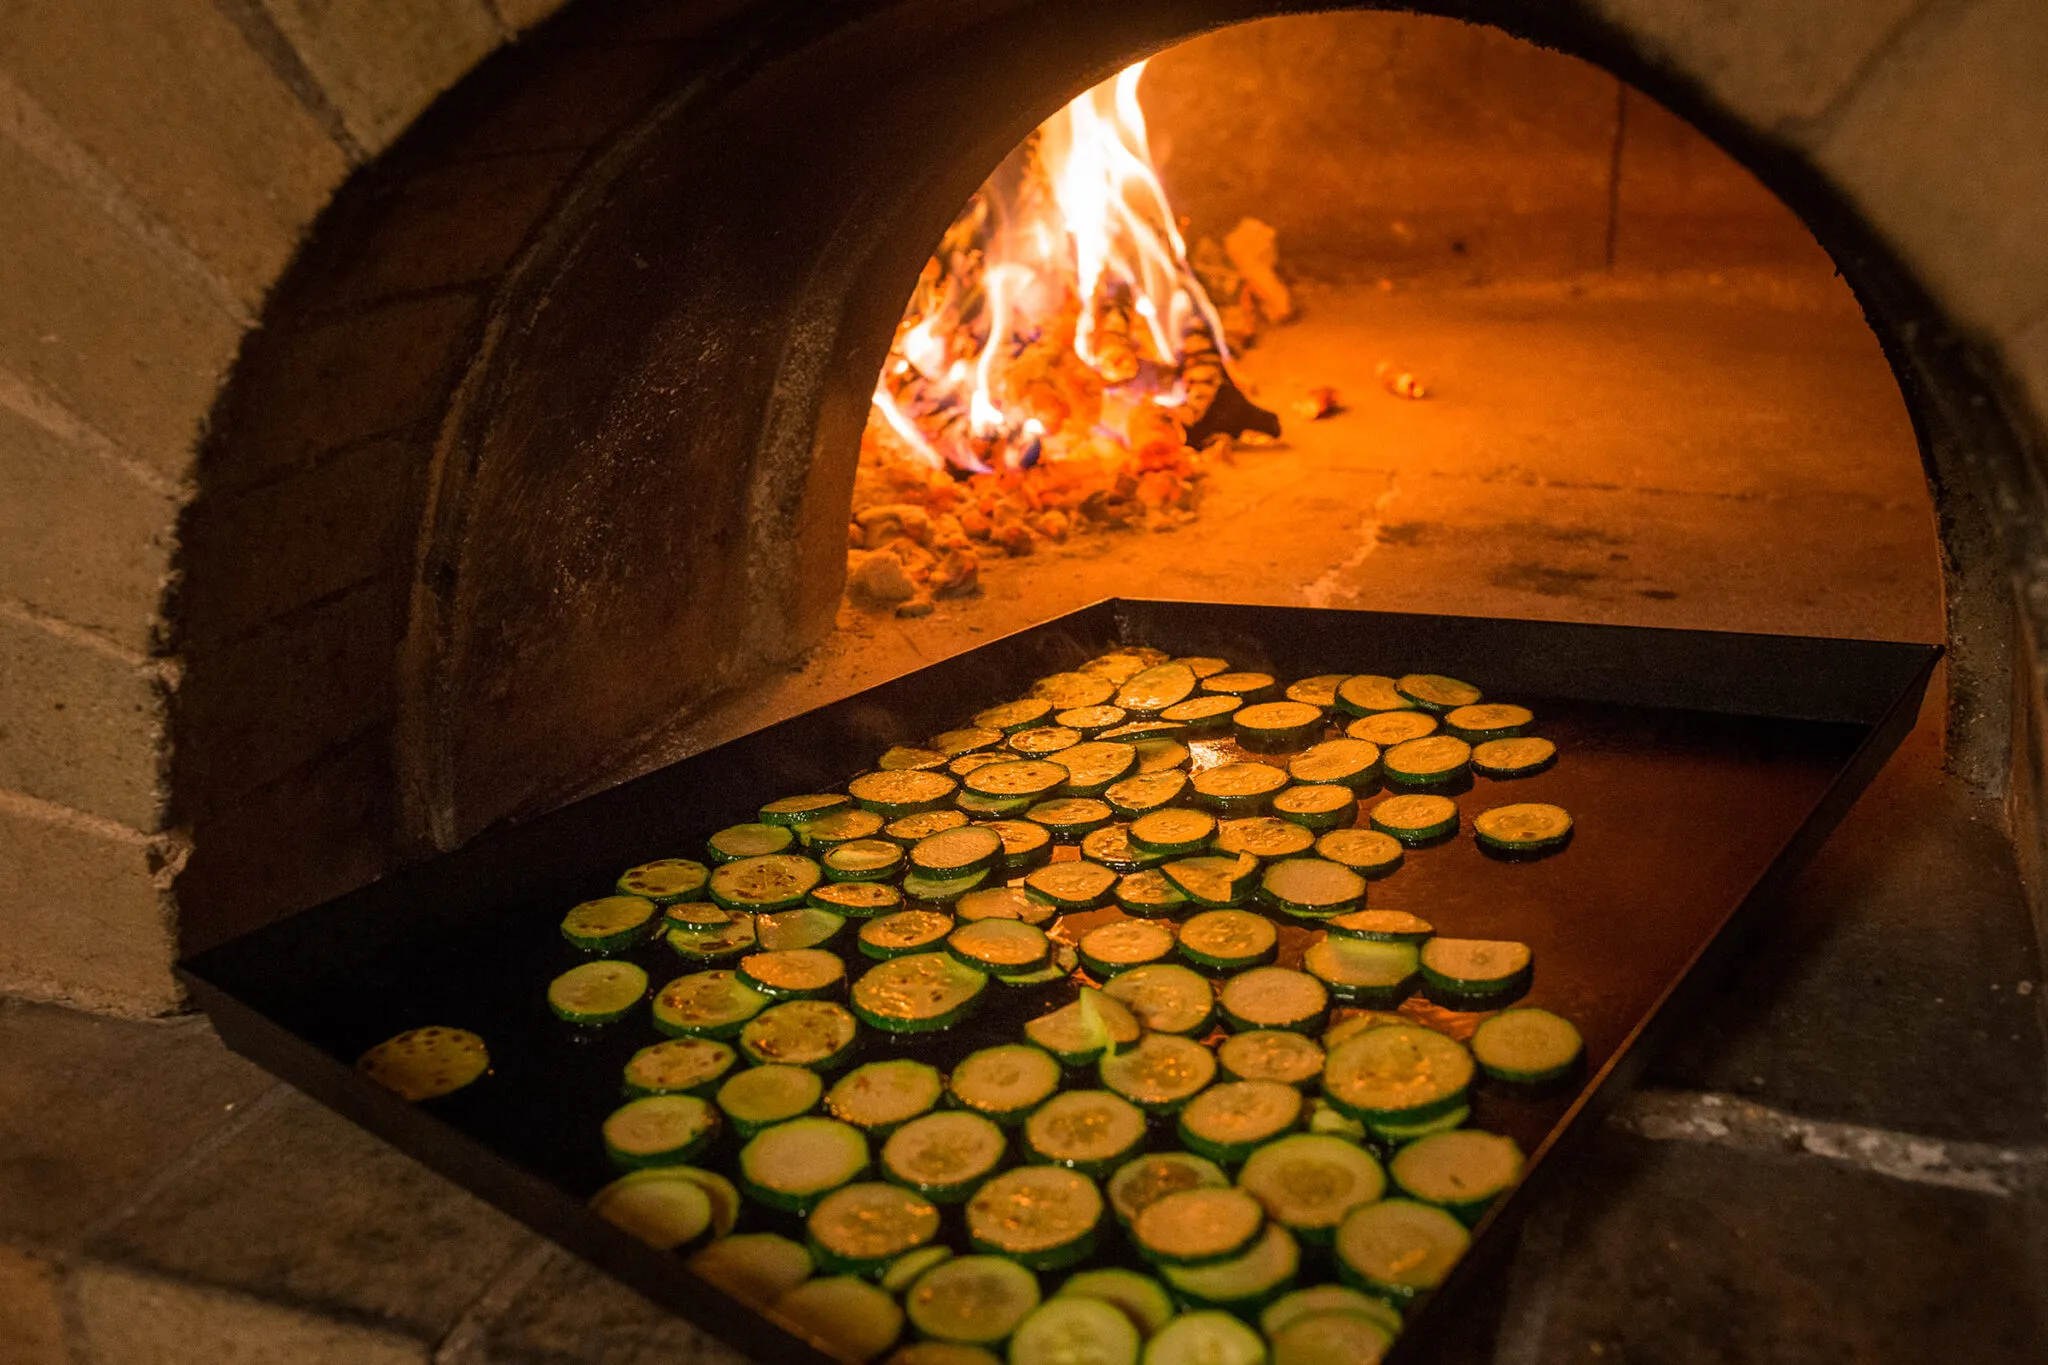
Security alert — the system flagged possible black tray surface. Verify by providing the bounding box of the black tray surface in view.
[180,599,1937,1365]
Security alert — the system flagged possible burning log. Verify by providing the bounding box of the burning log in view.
[1175,316,1225,427]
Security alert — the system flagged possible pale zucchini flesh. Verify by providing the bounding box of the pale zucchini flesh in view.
[1025,1089,1149,1174]
[880,1110,1007,1202]
[947,1042,1063,1123]
[357,1027,490,1101]
[1470,1007,1584,1083]
[1334,1198,1469,1302]
[807,1181,942,1273]
[1177,908,1278,970]
[966,1166,1103,1269]
[1216,1029,1325,1087]
[716,1063,824,1136]
[1176,1080,1304,1165]
[1105,1151,1230,1226]
[1218,966,1329,1033]
[1100,963,1216,1035]
[905,1254,1042,1345]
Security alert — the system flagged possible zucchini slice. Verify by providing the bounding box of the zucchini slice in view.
[716,1063,823,1137]
[1132,1186,1265,1267]
[911,825,1004,877]
[1389,1129,1523,1223]
[1116,663,1199,715]
[1444,703,1532,742]
[740,1000,859,1069]
[947,1042,1062,1125]
[1258,858,1366,917]
[956,884,1057,927]
[664,914,757,963]
[1176,655,1232,679]
[1010,1298,1140,1365]
[1327,909,1433,943]
[708,822,796,863]
[623,1164,739,1238]
[1133,739,1190,774]
[592,1170,715,1251]
[1473,802,1573,852]
[950,752,1013,780]
[901,869,991,905]
[957,791,1037,817]
[1271,783,1360,833]
[947,918,1053,976]
[1470,1007,1583,1084]
[1217,1029,1326,1087]
[849,769,959,816]
[1314,828,1405,878]
[1287,738,1382,789]
[1395,673,1482,713]
[1346,710,1439,746]
[548,960,648,1025]
[756,906,850,951]
[1106,1151,1231,1226]
[1160,695,1243,733]
[886,1341,1002,1365]
[1011,725,1083,756]
[1418,937,1532,1005]
[356,1027,489,1102]
[739,948,848,1001]
[976,698,1056,732]
[881,1109,1007,1202]
[859,909,955,960]
[1104,769,1190,817]
[773,1275,904,1363]
[1306,1097,1371,1144]
[879,746,950,772]
[709,853,823,911]
[1260,1285,1402,1342]
[880,1245,955,1295]
[1177,1080,1304,1166]
[1025,988,1142,1066]
[823,838,907,882]
[1239,1133,1386,1239]
[1057,1269,1176,1340]
[1268,1309,1395,1365]
[1284,674,1349,710]
[1024,859,1119,911]
[1128,808,1217,857]
[740,1115,871,1214]
[1032,672,1117,709]
[982,818,1057,871]
[966,759,1070,800]
[1334,1198,1469,1302]
[603,1093,720,1168]
[1214,816,1318,861]
[1322,1011,1413,1049]
[1027,797,1116,841]
[1163,855,1262,909]
[1056,742,1139,796]
[1077,919,1178,977]
[1303,938,1420,1008]
[1218,966,1330,1033]
[561,895,659,954]
[850,952,989,1033]
[760,793,853,827]
[1114,868,1191,918]
[1322,1025,1474,1124]
[1085,652,1154,684]
[653,969,769,1039]
[1159,1222,1299,1311]
[1190,762,1290,815]
[802,807,891,849]
[906,1254,1044,1345]
[885,809,971,845]
[1176,907,1277,970]
[1365,1105,1471,1150]
[1201,671,1277,701]
[1368,794,1459,844]
[689,1231,814,1308]
[1381,736,1472,788]
[1058,704,1129,735]
[623,1037,737,1098]
[1470,736,1558,779]
[1099,962,1215,1035]
[1025,1089,1149,1175]
[617,859,711,905]
[967,1166,1103,1269]
[1097,725,1187,750]
[1081,823,1162,874]
[810,882,905,919]
[825,1059,944,1135]
[930,726,1004,757]
[1141,1312,1265,1365]
[1098,1033,1217,1115]
[1232,701,1326,752]
[1332,675,1414,717]
[807,1181,942,1275]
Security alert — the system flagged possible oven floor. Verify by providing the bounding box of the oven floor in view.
[3,277,2042,1361]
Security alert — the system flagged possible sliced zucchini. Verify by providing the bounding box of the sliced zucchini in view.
[1389,1129,1523,1223]
[356,1027,489,1102]
[859,909,955,960]
[1132,1186,1265,1267]
[1218,966,1329,1033]
[624,1037,737,1098]
[1025,1089,1148,1175]
[1320,1010,1413,1049]
[1322,1025,1474,1124]
[1284,674,1348,710]
[977,697,1057,733]
[901,869,991,904]
[665,914,757,964]
[617,858,711,905]
[930,726,1004,757]
[1303,938,1420,1008]
[1122,810,1210,860]
[761,792,854,827]
[716,1063,824,1137]
[1470,1007,1583,1084]
[957,884,1057,926]
[1100,962,1215,1035]
[1201,671,1277,701]
[825,1059,944,1135]
[593,1169,715,1250]
[957,791,1036,817]
[1104,769,1190,817]
[549,959,648,1025]
[1025,988,1142,1066]
[1177,1080,1304,1166]
[739,948,848,1001]
[1395,673,1482,713]
[1024,859,1119,912]
[1141,1311,1265,1365]
[886,809,971,844]
[708,822,797,863]
[1470,736,1558,779]
[709,853,823,911]
[653,969,769,1039]
[662,899,736,931]
[740,1115,870,1214]
[1099,1032,1217,1115]
[849,951,989,1033]
[802,807,891,849]
[982,818,1057,872]
[1010,1297,1141,1365]
[1163,855,1262,909]
[880,746,952,772]
[1271,783,1360,834]
[948,918,1052,976]
[1314,828,1405,879]
[1268,1309,1395,1365]
[1305,1097,1370,1144]
[911,825,1004,878]
[1365,1105,1471,1150]
[1133,740,1190,775]
[951,752,1014,779]
[1176,907,1277,970]
[689,1231,815,1308]
[1115,868,1192,918]
[1085,652,1155,684]
[1286,739,1381,790]
[1418,938,1532,1006]
[1258,858,1366,917]
[1368,794,1459,844]
[1058,704,1130,735]
[1077,919,1178,977]
[561,895,659,954]
[1213,817,1318,862]
[807,1181,942,1275]
[906,1254,1043,1346]
[1327,909,1432,943]
[1332,675,1414,717]
[967,1166,1103,1270]
[1027,797,1116,841]
[603,1093,720,1168]
[966,759,1070,801]
[1381,736,1472,789]
[1011,725,1083,757]
[1473,802,1573,853]
[880,1245,956,1295]
[1116,663,1199,715]
[850,769,960,816]
[1056,742,1139,796]
[886,1342,1001,1365]
[1106,1151,1231,1226]
[1345,710,1439,746]
[824,838,908,882]
[1444,703,1532,742]
[1190,762,1290,815]
[1032,672,1117,709]
[773,1275,904,1363]
[756,906,850,951]
[881,1109,1007,1202]
[1232,701,1325,752]
[1098,723,1187,748]
[740,1000,859,1069]
[1160,695,1243,733]
[1174,656,1231,680]
[1216,1030,1325,1088]
[1159,1222,1299,1312]
[1239,1133,1386,1240]
[811,882,906,919]
[1058,1268,1177,1339]
[947,1042,1062,1125]
[1334,1198,1469,1303]
[1081,822,1163,873]
[1262,1286,1400,1342]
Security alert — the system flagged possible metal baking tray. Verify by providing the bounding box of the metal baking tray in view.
[178,599,1938,1364]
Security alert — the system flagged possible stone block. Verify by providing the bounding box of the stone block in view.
[0,404,177,653]
[0,807,178,1014]
[257,0,502,156]
[456,1249,748,1365]
[72,1263,429,1365]
[0,136,243,482]
[0,997,268,1241]
[1812,0,2048,338]
[0,0,349,309]
[86,1089,530,1341]
[0,614,163,830]
[1591,0,1923,131]
[0,1243,67,1365]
